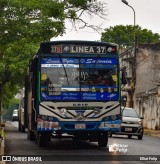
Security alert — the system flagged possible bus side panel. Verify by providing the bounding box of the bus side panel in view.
[26,58,38,132]
[24,75,29,128]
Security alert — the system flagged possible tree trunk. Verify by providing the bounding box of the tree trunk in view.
[0,86,3,124]
[0,99,2,124]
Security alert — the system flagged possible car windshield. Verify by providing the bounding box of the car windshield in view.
[122,108,139,118]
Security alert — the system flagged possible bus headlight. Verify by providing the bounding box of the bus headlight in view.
[111,115,116,120]
[104,116,110,121]
[103,115,118,121]
[94,108,101,115]
[60,108,67,116]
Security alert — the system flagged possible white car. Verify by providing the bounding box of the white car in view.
[12,109,18,121]
[109,107,144,140]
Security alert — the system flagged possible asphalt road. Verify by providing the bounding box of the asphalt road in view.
[3,121,160,164]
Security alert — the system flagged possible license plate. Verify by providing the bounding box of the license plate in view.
[125,127,132,132]
[75,124,86,129]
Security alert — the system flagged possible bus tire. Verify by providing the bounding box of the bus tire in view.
[18,121,21,132]
[37,133,46,147]
[28,131,35,141]
[98,133,108,147]
[138,134,143,140]
[128,135,132,139]
[109,132,112,137]
[21,125,25,133]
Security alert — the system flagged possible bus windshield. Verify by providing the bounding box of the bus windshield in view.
[40,57,118,101]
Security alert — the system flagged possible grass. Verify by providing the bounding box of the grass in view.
[144,130,151,136]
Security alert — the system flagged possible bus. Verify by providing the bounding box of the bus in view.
[25,40,122,147]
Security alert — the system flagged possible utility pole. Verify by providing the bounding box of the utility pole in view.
[121,0,136,108]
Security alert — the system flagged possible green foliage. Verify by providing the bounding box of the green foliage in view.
[0,0,106,118]
[67,0,88,8]
[3,98,20,121]
[101,25,160,50]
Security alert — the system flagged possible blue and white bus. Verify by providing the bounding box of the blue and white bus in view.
[25,40,122,147]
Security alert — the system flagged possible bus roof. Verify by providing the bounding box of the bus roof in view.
[40,40,118,47]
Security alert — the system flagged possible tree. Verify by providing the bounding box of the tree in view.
[0,0,107,123]
[3,98,20,121]
[101,25,160,51]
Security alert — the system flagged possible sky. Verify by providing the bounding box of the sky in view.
[52,0,160,41]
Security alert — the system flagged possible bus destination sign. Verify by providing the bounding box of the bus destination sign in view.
[51,45,107,54]
[42,44,116,54]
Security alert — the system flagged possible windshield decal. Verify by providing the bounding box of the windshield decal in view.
[40,57,118,101]
[41,58,117,65]
[107,93,117,99]
[40,92,118,101]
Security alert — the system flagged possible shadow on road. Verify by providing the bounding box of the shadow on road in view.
[5,121,109,154]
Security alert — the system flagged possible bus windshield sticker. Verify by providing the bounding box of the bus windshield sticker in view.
[40,57,118,101]
[41,58,117,65]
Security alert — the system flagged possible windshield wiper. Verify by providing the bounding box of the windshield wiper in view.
[86,55,100,85]
[58,54,70,86]
[91,55,100,74]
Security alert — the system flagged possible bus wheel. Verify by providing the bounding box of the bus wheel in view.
[109,132,112,137]
[128,135,132,139]
[98,133,108,147]
[28,131,35,141]
[37,133,46,147]
[18,121,21,132]
[21,125,25,133]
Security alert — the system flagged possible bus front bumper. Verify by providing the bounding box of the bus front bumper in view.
[37,120,121,132]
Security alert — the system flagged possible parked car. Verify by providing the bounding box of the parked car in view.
[109,107,144,140]
[12,109,18,121]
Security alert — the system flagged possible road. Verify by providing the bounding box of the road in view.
[3,121,160,164]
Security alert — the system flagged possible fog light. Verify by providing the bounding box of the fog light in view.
[51,122,59,128]
[140,129,143,133]
[111,115,116,120]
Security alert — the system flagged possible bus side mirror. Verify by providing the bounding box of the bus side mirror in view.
[29,58,38,72]
[29,60,33,72]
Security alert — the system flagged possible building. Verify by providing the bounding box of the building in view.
[135,43,160,130]
[120,43,160,130]
[120,46,136,108]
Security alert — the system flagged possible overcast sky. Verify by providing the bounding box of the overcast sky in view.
[52,0,160,41]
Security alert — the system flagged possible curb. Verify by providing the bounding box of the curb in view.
[0,139,5,155]
[0,125,6,164]
[0,139,6,164]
